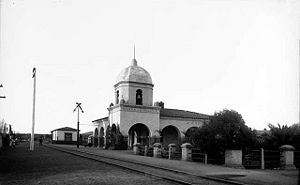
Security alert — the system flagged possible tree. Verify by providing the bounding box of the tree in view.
[105,125,111,149]
[191,109,256,164]
[263,123,300,150]
[114,125,128,150]
[105,125,127,150]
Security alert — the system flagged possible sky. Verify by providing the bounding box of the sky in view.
[0,0,299,134]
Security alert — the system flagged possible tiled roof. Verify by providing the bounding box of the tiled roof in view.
[81,131,93,136]
[160,108,210,119]
[51,127,77,132]
[92,116,108,123]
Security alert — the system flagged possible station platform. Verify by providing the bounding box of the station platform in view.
[52,144,299,185]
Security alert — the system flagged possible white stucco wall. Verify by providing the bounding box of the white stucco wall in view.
[52,131,57,140]
[52,130,77,141]
[109,106,121,127]
[115,83,153,106]
[110,105,161,136]
[95,119,108,137]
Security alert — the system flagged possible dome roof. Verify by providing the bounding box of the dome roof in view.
[116,59,153,85]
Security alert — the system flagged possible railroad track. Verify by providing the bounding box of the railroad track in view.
[46,145,248,185]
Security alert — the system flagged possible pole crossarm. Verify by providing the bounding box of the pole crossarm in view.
[74,102,84,148]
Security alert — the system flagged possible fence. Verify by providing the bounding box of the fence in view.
[134,144,299,169]
[243,149,261,169]
[264,150,280,169]
[161,147,169,159]
[191,148,206,163]
[172,147,182,160]
[138,145,153,157]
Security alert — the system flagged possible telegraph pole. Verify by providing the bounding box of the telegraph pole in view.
[30,68,36,151]
[73,102,84,148]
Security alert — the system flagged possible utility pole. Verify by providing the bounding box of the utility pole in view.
[0,84,5,99]
[30,68,36,151]
[73,102,84,148]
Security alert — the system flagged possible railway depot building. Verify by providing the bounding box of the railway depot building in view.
[92,57,210,148]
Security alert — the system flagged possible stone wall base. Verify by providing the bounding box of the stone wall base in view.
[224,164,245,169]
[280,164,296,170]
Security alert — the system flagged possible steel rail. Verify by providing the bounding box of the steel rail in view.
[46,145,194,185]
[46,145,248,185]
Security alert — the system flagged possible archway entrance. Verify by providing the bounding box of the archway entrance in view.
[161,125,180,147]
[99,127,104,147]
[94,128,98,147]
[185,127,198,145]
[128,123,150,148]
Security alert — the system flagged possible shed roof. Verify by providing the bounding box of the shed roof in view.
[92,116,108,123]
[160,108,210,119]
[51,127,77,132]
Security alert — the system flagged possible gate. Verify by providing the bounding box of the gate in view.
[172,147,182,160]
[264,150,280,169]
[243,150,261,169]
[191,148,206,163]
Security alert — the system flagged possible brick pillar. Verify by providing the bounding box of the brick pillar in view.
[181,143,192,161]
[98,135,101,148]
[261,148,265,169]
[133,143,141,155]
[153,143,162,158]
[103,137,107,149]
[225,150,244,168]
[168,143,177,160]
[279,145,296,170]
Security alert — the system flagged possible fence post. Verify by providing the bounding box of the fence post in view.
[261,148,265,170]
[153,143,162,158]
[181,143,192,161]
[168,143,176,160]
[205,153,208,164]
[133,143,140,155]
[144,145,148,156]
[225,150,244,168]
[279,145,296,170]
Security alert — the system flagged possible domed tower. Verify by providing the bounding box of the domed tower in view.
[108,56,160,148]
[114,58,153,106]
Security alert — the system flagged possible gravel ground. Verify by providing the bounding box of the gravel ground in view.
[0,142,176,185]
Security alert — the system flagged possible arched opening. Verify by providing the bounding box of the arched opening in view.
[109,124,118,147]
[99,127,104,147]
[88,135,93,144]
[161,125,180,147]
[94,128,99,136]
[111,124,117,133]
[136,89,143,105]
[128,123,150,148]
[116,90,119,104]
[185,127,198,145]
[94,128,99,147]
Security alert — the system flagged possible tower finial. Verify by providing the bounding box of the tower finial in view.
[134,45,136,59]
[131,45,137,66]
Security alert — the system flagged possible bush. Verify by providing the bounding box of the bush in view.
[105,125,127,150]
[190,109,257,164]
[262,123,300,150]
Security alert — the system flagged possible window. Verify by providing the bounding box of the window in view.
[136,89,143,105]
[116,90,119,104]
